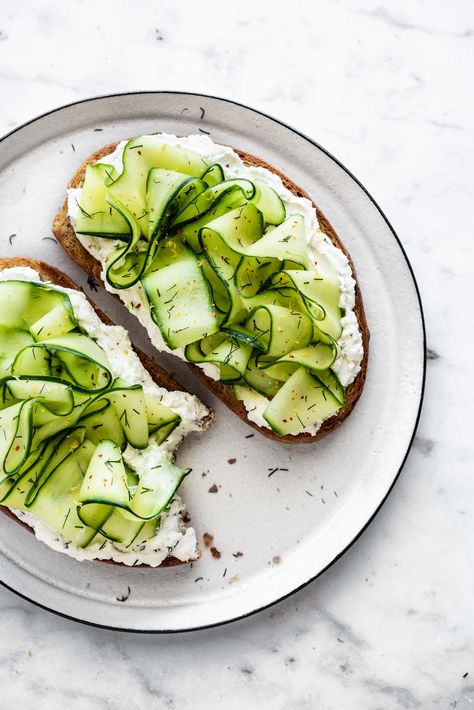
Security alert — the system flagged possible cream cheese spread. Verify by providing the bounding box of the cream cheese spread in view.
[67,133,364,434]
[0,266,202,566]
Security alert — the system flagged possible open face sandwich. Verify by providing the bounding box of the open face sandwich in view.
[54,133,369,442]
[0,257,211,567]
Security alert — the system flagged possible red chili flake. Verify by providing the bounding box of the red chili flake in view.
[210,547,221,559]
[227,458,237,465]
[208,484,218,493]
[203,532,213,548]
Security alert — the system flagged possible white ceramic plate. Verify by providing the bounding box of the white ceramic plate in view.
[0,92,425,632]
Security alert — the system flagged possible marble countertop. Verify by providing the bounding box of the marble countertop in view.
[0,1,472,707]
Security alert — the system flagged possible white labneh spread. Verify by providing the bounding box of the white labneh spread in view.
[67,133,364,435]
[0,266,204,566]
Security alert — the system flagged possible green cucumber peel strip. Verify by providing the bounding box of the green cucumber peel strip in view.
[171,178,255,228]
[248,181,286,226]
[0,400,35,477]
[201,163,225,187]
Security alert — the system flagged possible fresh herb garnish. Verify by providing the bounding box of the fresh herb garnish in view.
[104,458,121,470]
[116,586,131,602]
[119,409,129,427]
[61,508,71,530]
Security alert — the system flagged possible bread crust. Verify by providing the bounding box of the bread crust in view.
[0,256,208,567]
[52,139,369,443]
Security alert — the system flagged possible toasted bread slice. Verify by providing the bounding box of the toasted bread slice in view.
[0,256,211,567]
[53,139,369,443]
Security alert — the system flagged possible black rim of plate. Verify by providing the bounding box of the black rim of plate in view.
[0,91,426,634]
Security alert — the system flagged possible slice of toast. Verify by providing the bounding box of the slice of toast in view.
[53,139,369,443]
[0,256,211,567]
